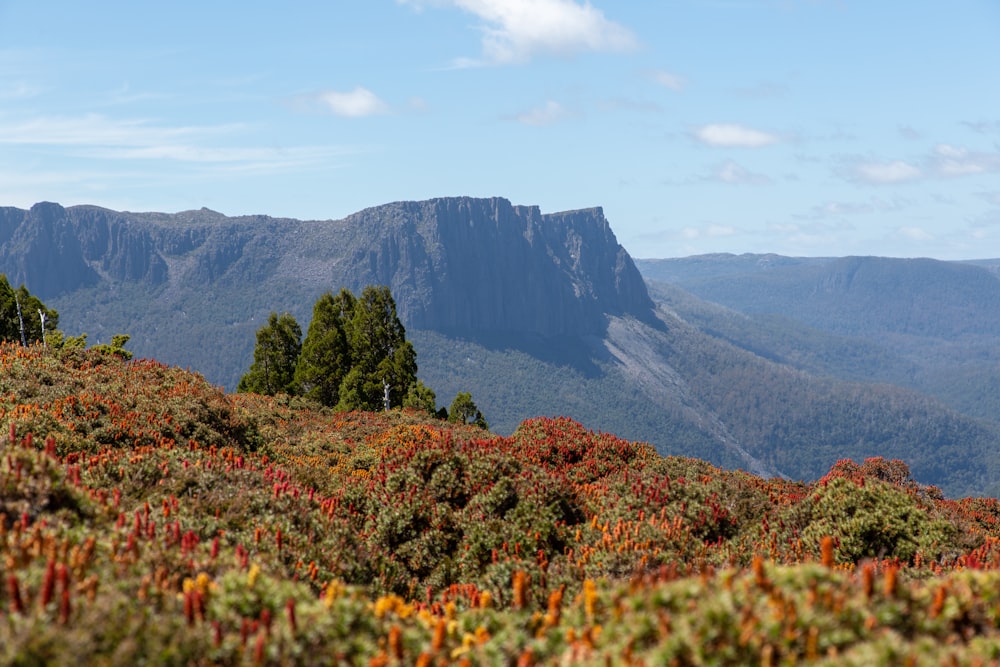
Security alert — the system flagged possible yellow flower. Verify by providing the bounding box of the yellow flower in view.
[247,564,260,588]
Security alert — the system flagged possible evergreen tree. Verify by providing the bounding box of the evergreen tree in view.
[402,380,438,416]
[338,285,417,411]
[0,275,58,344]
[448,392,489,430]
[237,312,302,396]
[294,289,355,407]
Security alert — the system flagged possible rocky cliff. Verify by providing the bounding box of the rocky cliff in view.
[0,197,653,341]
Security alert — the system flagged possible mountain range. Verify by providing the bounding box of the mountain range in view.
[2,199,999,496]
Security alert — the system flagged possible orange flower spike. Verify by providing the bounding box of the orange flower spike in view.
[930,584,947,619]
[431,617,447,653]
[861,562,876,599]
[820,536,835,568]
[388,625,404,660]
[884,565,898,598]
[513,570,529,610]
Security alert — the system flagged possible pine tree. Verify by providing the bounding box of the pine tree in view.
[294,289,355,407]
[237,312,302,396]
[338,286,417,411]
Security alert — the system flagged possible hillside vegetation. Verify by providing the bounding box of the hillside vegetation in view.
[5,343,1000,664]
[637,255,1000,425]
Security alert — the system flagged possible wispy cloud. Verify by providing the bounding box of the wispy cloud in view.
[692,123,779,148]
[0,113,351,172]
[844,144,1000,185]
[650,69,684,92]
[733,81,787,99]
[679,223,738,240]
[849,159,922,185]
[0,114,228,147]
[0,81,45,100]
[315,87,390,117]
[930,143,1000,176]
[975,191,1000,206]
[795,197,909,220]
[708,160,771,185]
[399,0,637,65]
[962,120,1000,135]
[896,226,934,242]
[509,100,570,126]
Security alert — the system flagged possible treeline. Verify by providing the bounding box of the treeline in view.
[238,285,487,428]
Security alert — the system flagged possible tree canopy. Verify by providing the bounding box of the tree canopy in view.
[294,289,355,407]
[239,285,485,426]
[448,391,489,430]
[0,274,58,345]
[237,312,302,396]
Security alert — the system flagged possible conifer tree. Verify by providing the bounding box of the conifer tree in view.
[402,379,438,415]
[337,285,417,411]
[448,391,489,430]
[237,312,301,396]
[294,289,355,407]
[0,275,58,344]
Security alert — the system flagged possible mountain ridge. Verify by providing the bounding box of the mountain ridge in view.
[4,200,1000,495]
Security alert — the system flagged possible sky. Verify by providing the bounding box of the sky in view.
[1,1,998,260]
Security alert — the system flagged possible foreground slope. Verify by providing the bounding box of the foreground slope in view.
[5,344,1000,664]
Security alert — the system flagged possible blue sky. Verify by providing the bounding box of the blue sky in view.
[1,1,998,259]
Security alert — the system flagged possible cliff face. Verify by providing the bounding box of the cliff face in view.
[0,203,167,297]
[0,197,654,339]
[335,197,654,336]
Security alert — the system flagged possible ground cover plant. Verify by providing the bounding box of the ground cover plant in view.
[4,342,1000,664]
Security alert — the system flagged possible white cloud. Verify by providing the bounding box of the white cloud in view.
[651,69,684,92]
[400,0,637,65]
[842,144,1000,186]
[930,143,1000,176]
[511,100,569,126]
[693,123,779,148]
[317,87,389,117]
[852,160,922,185]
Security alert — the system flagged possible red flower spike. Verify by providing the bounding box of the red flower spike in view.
[285,598,297,633]
[40,558,56,608]
[7,574,24,614]
[59,586,72,625]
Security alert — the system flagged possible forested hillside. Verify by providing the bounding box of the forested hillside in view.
[637,254,1000,424]
[5,343,1000,664]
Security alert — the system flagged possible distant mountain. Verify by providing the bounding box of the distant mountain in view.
[3,202,1000,495]
[636,254,1000,423]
